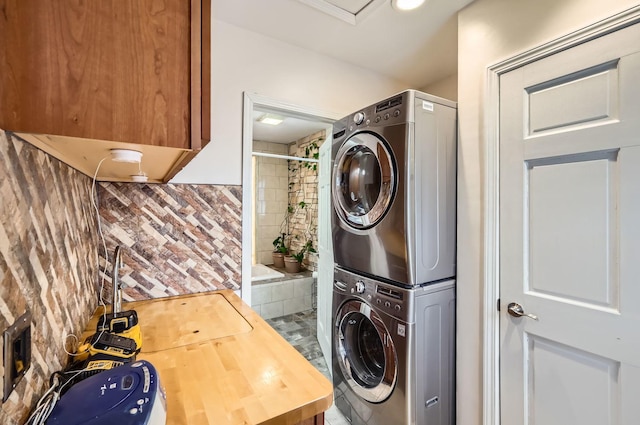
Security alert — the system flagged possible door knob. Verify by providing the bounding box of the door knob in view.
[507,302,538,321]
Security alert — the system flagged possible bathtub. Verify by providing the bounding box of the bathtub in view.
[251,264,284,282]
[251,271,316,320]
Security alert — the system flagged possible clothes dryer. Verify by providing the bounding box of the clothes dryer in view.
[331,90,456,286]
[332,266,455,425]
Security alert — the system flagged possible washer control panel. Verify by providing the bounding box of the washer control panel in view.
[334,267,413,322]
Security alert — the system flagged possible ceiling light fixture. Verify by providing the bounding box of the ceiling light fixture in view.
[110,149,142,163]
[391,0,426,11]
[257,114,285,126]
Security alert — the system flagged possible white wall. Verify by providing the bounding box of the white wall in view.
[421,73,458,101]
[457,0,639,424]
[172,19,410,185]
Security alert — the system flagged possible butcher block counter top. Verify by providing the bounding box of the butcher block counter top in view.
[83,290,333,424]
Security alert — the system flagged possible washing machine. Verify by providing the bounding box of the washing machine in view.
[332,266,455,425]
[331,90,456,286]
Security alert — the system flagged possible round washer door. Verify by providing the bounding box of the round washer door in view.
[333,132,396,229]
[335,299,397,403]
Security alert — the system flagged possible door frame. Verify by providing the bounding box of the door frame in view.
[317,137,334,371]
[483,6,640,425]
[241,92,339,305]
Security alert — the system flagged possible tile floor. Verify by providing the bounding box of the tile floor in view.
[266,310,349,425]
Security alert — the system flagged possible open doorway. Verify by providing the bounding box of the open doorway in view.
[250,107,326,317]
[241,93,340,369]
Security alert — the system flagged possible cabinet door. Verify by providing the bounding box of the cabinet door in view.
[0,0,208,150]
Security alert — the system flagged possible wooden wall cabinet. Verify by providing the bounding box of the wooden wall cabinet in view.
[0,0,211,183]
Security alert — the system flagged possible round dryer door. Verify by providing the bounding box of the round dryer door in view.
[335,299,397,403]
[333,132,396,229]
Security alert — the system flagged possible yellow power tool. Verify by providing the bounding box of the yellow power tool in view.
[96,309,143,352]
[74,331,138,362]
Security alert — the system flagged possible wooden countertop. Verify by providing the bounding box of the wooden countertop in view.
[84,290,333,424]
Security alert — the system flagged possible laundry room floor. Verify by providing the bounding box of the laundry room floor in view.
[266,310,349,425]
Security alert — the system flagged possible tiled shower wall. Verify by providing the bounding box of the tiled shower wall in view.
[253,132,325,271]
[97,182,243,301]
[253,141,289,265]
[0,131,99,425]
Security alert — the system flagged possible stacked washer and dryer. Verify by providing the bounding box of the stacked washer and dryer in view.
[330,90,457,425]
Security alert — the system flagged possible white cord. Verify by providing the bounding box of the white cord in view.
[62,156,110,356]
[88,156,109,349]
[36,158,117,423]
[26,374,60,424]
[91,157,109,309]
[26,366,92,424]
[57,368,90,394]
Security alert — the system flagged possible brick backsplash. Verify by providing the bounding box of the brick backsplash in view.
[97,182,243,302]
[0,131,244,423]
[0,131,99,425]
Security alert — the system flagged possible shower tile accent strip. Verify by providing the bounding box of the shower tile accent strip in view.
[98,182,243,301]
[0,131,99,425]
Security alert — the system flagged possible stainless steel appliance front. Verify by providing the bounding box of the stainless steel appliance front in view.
[332,266,455,425]
[331,90,457,286]
[334,298,397,403]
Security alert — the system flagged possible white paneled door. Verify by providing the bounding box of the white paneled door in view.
[499,23,640,425]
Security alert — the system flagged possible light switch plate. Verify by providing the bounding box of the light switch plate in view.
[3,310,31,403]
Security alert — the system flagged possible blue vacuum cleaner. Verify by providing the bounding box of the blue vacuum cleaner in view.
[46,360,166,425]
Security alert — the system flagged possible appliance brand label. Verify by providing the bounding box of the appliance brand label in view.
[397,324,406,337]
[422,101,434,112]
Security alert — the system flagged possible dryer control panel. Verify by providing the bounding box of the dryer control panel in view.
[346,94,407,132]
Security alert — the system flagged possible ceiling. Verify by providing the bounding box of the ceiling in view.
[213,0,474,89]
[253,109,329,144]
[220,0,474,144]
